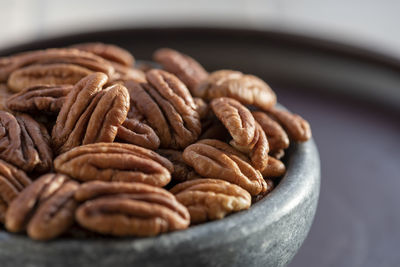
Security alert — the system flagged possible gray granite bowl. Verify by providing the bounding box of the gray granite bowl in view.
[0,137,320,267]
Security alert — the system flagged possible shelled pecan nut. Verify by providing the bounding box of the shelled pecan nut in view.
[153,48,208,93]
[125,70,201,149]
[194,70,276,110]
[7,63,93,93]
[170,178,251,224]
[54,142,173,187]
[0,83,12,111]
[267,107,312,142]
[253,179,274,203]
[0,159,31,223]
[5,173,79,240]
[157,149,200,182]
[117,117,160,150]
[74,181,190,236]
[52,73,129,154]
[260,157,286,178]
[7,84,72,114]
[211,97,269,170]
[252,111,289,153]
[0,111,52,173]
[0,48,115,91]
[182,139,266,196]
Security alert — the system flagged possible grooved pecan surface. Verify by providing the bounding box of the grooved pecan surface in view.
[254,179,274,203]
[125,70,201,149]
[7,84,72,114]
[0,159,31,223]
[0,48,114,89]
[193,97,209,120]
[211,97,269,170]
[117,118,160,150]
[0,111,52,173]
[7,63,93,93]
[0,83,12,111]
[260,157,286,178]
[252,111,289,153]
[5,173,78,240]
[54,142,173,187]
[153,48,208,93]
[182,139,266,196]
[52,73,129,154]
[267,107,312,142]
[74,181,190,236]
[194,70,276,110]
[170,178,251,224]
[157,149,199,182]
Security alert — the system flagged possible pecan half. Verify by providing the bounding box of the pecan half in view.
[5,173,79,240]
[0,83,12,111]
[0,48,114,90]
[125,70,201,149]
[0,111,52,173]
[7,84,72,114]
[71,42,134,67]
[260,157,286,178]
[211,97,269,170]
[193,97,209,120]
[7,63,93,93]
[254,179,274,203]
[52,73,130,154]
[195,70,276,110]
[170,178,251,224]
[153,48,208,93]
[54,142,173,187]
[182,139,266,196]
[0,160,31,223]
[116,117,160,150]
[157,149,199,182]
[252,111,289,153]
[267,107,312,142]
[74,181,190,236]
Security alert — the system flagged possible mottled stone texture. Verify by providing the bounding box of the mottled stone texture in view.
[0,139,320,267]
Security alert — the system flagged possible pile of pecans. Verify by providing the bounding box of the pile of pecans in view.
[0,44,311,241]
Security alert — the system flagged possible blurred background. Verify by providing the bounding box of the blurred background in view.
[1,1,399,267]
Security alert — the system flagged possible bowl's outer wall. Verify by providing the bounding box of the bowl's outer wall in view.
[0,140,320,267]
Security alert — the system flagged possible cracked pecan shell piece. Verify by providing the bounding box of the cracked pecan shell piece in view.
[182,139,266,196]
[52,73,129,154]
[195,70,276,110]
[0,111,52,173]
[7,63,93,93]
[267,107,312,142]
[170,178,251,224]
[0,159,31,223]
[5,173,78,240]
[7,84,72,114]
[74,181,190,236]
[125,70,201,149]
[211,97,269,170]
[54,142,173,187]
[252,111,289,153]
[153,48,208,93]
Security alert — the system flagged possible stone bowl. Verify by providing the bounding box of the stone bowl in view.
[0,136,320,267]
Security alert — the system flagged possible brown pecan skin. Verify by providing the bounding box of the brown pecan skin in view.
[5,173,78,240]
[252,111,289,153]
[7,84,72,114]
[182,139,266,196]
[0,83,12,111]
[260,157,286,178]
[153,48,208,93]
[117,117,160,150]
[54,142,173,187]
[211,97,269,170]
[0,111,52,173]
[195,70,276,110]
[7,63,92,93]
[75,181,190,236]
[157,149,199,182]
[170,178,251,224]
[0,159,31,223]
[52,73,129,154]
[126,70,201,149]
[267,107,312,142]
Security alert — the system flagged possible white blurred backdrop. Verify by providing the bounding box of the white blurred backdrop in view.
[1,0,400,56]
